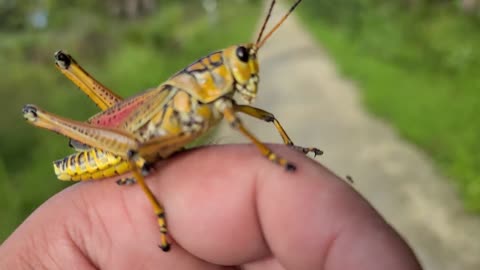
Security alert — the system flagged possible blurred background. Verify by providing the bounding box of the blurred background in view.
[0,0,479,268]
[300,0,480,211]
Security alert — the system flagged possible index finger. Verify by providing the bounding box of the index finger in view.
[0,144,421,270]
[148,144,422,269]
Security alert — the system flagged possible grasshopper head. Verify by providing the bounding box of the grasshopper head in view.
[225,43,259,104]
[225,0,303,104]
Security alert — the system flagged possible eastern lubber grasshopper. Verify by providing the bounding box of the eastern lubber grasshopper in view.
[22,0,321,251]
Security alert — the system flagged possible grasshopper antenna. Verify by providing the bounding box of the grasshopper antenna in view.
[255,0,277,46]
[256,0,303,49]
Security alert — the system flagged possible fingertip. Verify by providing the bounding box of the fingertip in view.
[250,145,421,270]
[153,144,342,264]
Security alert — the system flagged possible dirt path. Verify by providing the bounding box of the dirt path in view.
[213,3,480,270]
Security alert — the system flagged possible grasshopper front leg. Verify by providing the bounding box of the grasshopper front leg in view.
[218,99,296,171]
[233,104,323,157]
[22,104,171,251]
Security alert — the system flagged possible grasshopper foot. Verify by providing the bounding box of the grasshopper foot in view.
[286,162,297,172]
[291,145,323,157]
[116,178,136,186]
[141,163,154,176]
[267,151,296,172]
[159,243,171,252]
[310,148,323,157]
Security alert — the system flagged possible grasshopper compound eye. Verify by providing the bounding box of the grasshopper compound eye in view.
[236,46,249,62]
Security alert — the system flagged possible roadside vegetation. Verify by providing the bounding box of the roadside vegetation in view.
[299,0,480,210]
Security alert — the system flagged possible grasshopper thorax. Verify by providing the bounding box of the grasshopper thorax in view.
[225,43,259,104]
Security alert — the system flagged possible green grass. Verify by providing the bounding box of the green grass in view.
[0,1,261,242]
[299,1,480,210]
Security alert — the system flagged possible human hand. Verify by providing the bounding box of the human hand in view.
[0,145,422,270]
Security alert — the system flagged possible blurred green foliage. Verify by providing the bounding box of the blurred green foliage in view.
[300,0,480,210]
[0,0,260,241]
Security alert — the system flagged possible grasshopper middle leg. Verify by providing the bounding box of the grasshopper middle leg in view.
[234,104,323,156]
[220,100,296,171]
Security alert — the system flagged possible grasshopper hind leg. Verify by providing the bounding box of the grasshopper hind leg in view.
[23,104,171,251]
[128,159,170,251]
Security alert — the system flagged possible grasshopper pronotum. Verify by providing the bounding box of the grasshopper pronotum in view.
[22,0,321,251]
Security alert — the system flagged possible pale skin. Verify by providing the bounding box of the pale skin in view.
[0,145,422,270]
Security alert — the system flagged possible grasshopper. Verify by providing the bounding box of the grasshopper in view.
[22,0,321,251]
